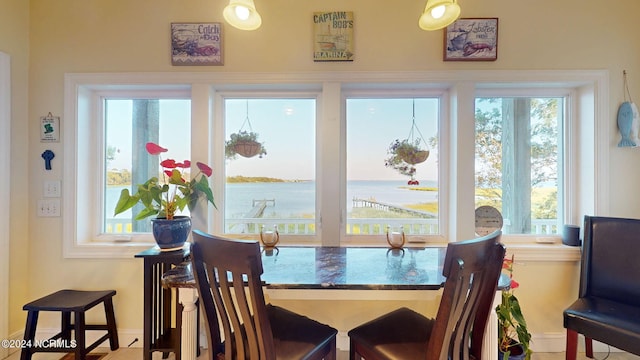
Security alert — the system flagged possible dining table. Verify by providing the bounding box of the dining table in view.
[155,244,506,360]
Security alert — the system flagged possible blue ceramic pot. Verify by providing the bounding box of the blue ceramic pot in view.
[498,344,526,360]
[151,216,192,251]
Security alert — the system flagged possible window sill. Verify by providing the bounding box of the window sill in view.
[63,241,159,259]
[503,242,581,262]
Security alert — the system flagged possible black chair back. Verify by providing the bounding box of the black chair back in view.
[582,216,640,304]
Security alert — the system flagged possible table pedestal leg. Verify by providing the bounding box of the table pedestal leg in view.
[483,290,501,360]
[179,288,199,360]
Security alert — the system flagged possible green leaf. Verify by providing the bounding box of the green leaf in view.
[167,169,187,185]
[113,188,139,216]
[134,207,159,220]
[508,294,528,326]
[195,176,216,208]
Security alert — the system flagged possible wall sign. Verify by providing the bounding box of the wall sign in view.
[171,23,223,66]
[40,112,60,142]
[313,11,354,62]
[444,18,498,61]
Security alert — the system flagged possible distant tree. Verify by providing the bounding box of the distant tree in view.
[475,100,503,195]
[107,169,131,186]
[475,98,559,220]
[106,145,119,167]
[530,99,559,189]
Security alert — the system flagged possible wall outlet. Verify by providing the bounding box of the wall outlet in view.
[37,199,61,217]
[44,180,61,197]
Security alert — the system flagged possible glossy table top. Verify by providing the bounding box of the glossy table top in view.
[160,245,448,290]
[260,246,447,290]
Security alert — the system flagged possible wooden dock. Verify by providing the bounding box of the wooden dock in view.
[247,199,275,218]
[352,198,436,218]
[228,199,275,233]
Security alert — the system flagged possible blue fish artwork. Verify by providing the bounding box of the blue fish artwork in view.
[617,101,638,147]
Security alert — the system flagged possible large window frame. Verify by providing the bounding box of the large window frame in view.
[473,89,573,237]
[340,90,449,245]
[63,70,608,259]
[216,92,321,244]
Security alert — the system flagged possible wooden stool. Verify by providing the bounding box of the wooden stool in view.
[21,289,119,360]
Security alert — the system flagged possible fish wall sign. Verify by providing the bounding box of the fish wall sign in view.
[617,101,639,147]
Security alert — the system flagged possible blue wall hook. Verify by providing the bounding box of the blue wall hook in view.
[41,149,55,170]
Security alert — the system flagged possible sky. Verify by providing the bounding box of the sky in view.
[106,97,440,182]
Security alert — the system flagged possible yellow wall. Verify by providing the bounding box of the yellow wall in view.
[0,0,30,343]
[3,0,640,351]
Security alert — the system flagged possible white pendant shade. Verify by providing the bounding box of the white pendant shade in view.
[223,0,262,31]
[418,0,460,31]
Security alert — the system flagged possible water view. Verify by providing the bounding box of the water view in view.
[108,180,439,220]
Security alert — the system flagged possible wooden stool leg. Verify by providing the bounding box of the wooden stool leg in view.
[20,311,38,360]
[104,297,119,350]
[62,311,72,341]
[566,329,578,360]
[75,311,86,360]
[585,337,594,358]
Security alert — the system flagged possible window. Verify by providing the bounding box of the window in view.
[222,98,317,239]
[474,97,563,235]
[105,98,191,234]
[345,97,440,238]
[64,71,607,258]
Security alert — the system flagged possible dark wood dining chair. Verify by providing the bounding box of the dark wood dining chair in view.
[190,230,338,360]
[348,231,505,360]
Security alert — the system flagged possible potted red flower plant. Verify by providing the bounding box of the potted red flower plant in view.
[496,255,532,360]
[114,142,216,250]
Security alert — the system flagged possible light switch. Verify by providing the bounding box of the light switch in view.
[44,180,61,197]
[37,199,61,217]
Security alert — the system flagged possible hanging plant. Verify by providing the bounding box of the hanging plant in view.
[225,100,267,160]
[384,100,429,185]
[385,138,429,183]
[225,131,267,159]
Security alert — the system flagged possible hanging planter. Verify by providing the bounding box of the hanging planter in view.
[225,101,267,160]
[384,100,430,184]
[397,144,429,165]
[226,131,267,159]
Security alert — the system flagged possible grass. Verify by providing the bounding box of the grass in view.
[350,186,556,219]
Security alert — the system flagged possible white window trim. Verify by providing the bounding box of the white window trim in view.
[63,70,608,258]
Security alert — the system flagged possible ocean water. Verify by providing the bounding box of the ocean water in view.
[225,180,438,217]
[107,180,438,219]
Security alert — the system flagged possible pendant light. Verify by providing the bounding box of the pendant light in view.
[223,0,262,31]
[418,0,460,31]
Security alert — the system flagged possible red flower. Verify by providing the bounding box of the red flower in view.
[175,160,191,168]
[197,162,213,177]
[146,142,168,155]
[160,159,177,168]
[510,279,520,289]
[114,142,216,221]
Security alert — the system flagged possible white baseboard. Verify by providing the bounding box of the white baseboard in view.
[338,331,629,354]
[531,332,626,354]
[6,327,143,357]
[7,328,627,356]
